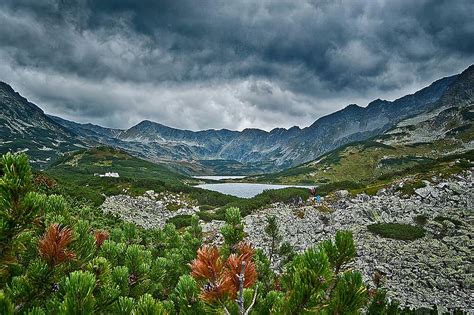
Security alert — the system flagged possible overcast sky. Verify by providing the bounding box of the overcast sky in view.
[1,0,473,131]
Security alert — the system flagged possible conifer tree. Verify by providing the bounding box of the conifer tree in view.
[189,242,258,314]
[0,153,39,281]
[220,207,245,256]
[264,215,281,264]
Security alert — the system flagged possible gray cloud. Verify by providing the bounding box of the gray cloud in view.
[0,0,473,130]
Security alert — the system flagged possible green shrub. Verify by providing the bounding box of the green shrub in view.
[199,204,215,211]
[167,215,193,229]
[368,223,425,240]
[224,187,310,216]
[221,207,245,255]
[413,214,428,226]
[166,203,182,212]
[60,271,96,314]
[434,216,463,227]
[187,189,239,207]
[196,210,218,222]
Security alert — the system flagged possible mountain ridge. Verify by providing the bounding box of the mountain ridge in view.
[247,66,473,185]
[50,70,461,135]
[1,65,472,174]
[70,69,461,172]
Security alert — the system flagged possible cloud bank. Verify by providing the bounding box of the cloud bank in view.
[1,0,473,130]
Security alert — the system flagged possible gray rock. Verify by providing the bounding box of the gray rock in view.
[101,171,474,312]
[415,186,437,198]
[335,190,350,198]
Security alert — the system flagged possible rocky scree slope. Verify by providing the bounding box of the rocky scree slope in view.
[95,169,473,311]
[101,190,198,229]
[204,171,474,311]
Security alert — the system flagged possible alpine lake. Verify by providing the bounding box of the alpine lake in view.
[194,175,311,198]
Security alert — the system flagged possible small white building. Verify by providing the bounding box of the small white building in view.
[98,172,120,178]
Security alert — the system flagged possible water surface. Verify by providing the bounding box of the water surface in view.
[193,175,247,180]
[196,182,310,198]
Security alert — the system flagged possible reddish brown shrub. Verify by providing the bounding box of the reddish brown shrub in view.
[38,224,75,266]
[94,230,109,248]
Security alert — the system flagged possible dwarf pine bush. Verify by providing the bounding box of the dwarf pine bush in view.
[0,152,410,314]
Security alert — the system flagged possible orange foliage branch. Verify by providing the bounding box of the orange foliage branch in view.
[190,243,257,303]
[94,230,109,248]
[38,223,75,266]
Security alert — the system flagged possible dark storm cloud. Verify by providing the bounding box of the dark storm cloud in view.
[0,0,473,130]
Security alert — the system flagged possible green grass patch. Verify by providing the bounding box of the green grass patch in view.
[314,204,333,213]
[368,223,426,241]
[362,141,395,150]
[166,203,182,212]
[379,156,436,167]
[397,181,426,196]
[93,160,113,166]
[317,181,365,195]
[274,166,314,178]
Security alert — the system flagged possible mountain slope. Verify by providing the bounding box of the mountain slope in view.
[52,67,469,174]
[46,146,194,205]
[0,83,88,168]
[247,67,474,185]
[48,115,124,141]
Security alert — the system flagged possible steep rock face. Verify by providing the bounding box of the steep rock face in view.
[437,65,474,108]
[383,65,474,147]
[290,72,460,165]
[0,83,87,168]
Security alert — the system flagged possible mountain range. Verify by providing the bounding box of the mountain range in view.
[1,65,472,174]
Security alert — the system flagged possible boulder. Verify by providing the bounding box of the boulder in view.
[415,185,438,199]
[335,190,349,198]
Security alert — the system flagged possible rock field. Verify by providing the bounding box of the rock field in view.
[101,171,474,311]
[101,190,197,228]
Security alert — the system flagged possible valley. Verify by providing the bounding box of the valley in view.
[1,65,473,313]
[2,2,474,313]
[58,152,472,310]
